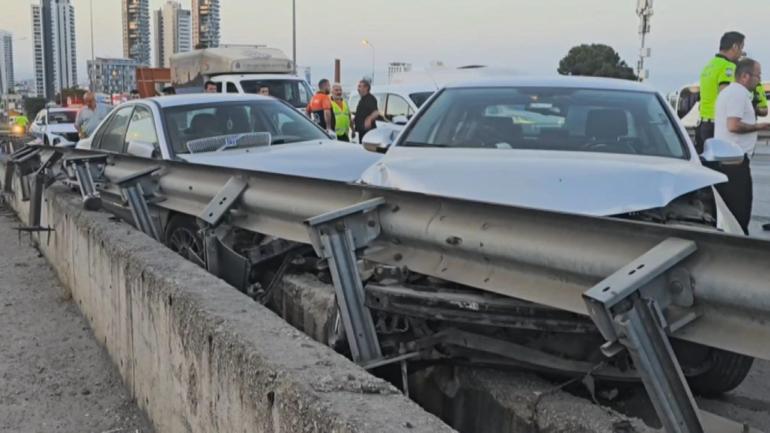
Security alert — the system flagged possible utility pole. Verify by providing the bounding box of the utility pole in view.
[292,0,297,75]
[636,0,653,81]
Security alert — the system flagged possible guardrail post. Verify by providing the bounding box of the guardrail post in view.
[27,151,62,229]
[114,166,162,241]
[583,238,703,433]
[64,154,108,211]
[305,197,385,364]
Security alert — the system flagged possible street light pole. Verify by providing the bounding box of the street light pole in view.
[362,39,375,84]
[292,0,297,75]
[90,0,95,91]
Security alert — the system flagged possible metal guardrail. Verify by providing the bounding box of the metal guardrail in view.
[4,145,770,433]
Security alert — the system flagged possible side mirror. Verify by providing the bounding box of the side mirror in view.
[701,138,745,164]
[392,115,409,126]
[362,128,397,153]
[127,140,157,158]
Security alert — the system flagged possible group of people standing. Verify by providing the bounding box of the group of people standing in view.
[306,78,380,142]
[697,31,770,234]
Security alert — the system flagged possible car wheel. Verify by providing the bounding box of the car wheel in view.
[686,348,753,397]
[164,215,205,267]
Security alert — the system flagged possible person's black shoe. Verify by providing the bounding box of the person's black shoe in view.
[763,223,770,231]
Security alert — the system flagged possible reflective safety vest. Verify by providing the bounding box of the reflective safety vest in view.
[699,54,736,120]
[331,99,351,137]
[754,83,768,111]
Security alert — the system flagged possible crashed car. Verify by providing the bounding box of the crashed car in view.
[357,76,751,395]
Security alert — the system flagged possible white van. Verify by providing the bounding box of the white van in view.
[349,84,437,124]
[171,46,313,110]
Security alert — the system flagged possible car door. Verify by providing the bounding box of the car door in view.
[91,105,134,153]
[384,93,412,122]
[123,105,162,158]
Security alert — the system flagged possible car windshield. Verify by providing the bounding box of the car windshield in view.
[163,100,328,155]
[240,80,312,108]
[409,92,434,108]
[48,111,77,124]
[401,87,688,159]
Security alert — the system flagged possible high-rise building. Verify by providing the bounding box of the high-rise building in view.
[122,0,150,66]
[154,1,191,68]
[192,0,220,49]
[0,31,14,95]
[32,0,77,100]
[88,57,138,95]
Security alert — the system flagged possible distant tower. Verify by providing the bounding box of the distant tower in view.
[192,0,220,49]
[154,1,191,68]
[32,0,78,100]
[122,0,151,66]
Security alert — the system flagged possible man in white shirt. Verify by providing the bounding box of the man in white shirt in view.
[714,57,770,234]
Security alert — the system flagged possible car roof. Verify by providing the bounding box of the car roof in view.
[445,76,657,93]
[370,84,438,95]
[139,93,273,108]
[210,74,306,81]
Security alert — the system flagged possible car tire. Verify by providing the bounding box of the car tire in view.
[686,348,753,397]
[164,214,205,267]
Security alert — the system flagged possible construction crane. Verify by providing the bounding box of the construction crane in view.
[636,0,653,81]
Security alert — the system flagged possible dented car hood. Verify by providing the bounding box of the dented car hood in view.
[358,147,728,216]
[180,140,382,182]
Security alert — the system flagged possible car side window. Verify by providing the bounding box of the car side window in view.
[124,106,160,152]
[95,106,134,153]
[385,94,410,121]
[226,82,239,93]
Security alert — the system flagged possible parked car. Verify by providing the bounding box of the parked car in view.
[358,76,751,395]
[349,84,437,125]
[75,93,380,182]
[29,107,80,146]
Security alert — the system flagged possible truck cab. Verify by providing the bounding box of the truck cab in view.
[209,74,313,110]
[171,45,313,110]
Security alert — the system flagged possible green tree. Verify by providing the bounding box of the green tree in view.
[23,97,47,119]
[558,44,638,81]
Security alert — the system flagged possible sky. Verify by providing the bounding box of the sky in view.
[0,0,769,94]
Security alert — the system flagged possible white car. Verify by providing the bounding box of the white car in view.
[29,107,80,146]
[360,76,745,235]
[358,76,753,395]
[349,84,437,126]
[76,94,380,182]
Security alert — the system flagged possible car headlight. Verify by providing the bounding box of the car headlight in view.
[10,124,25,136]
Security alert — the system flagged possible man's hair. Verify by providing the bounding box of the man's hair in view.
[130,89,139,94]
[720,31,745,51]
[359,79,371,91]
[736,57,758,79]
[318,79,330,88]
[162,86,176,95]
[204,80,217,89]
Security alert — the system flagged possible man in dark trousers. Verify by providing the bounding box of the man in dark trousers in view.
[714,58,770,234]
[354,79,380,141]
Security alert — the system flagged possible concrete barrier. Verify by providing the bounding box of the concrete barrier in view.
[7,182,455,433]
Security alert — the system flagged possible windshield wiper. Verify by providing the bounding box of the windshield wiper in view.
[402,141,449,148]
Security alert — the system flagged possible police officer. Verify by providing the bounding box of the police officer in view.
[696,31,745,154]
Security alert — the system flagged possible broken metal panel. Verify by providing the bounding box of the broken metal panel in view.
[198,176,248,226]
[305,198,385,363]
[583,239,704,433]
